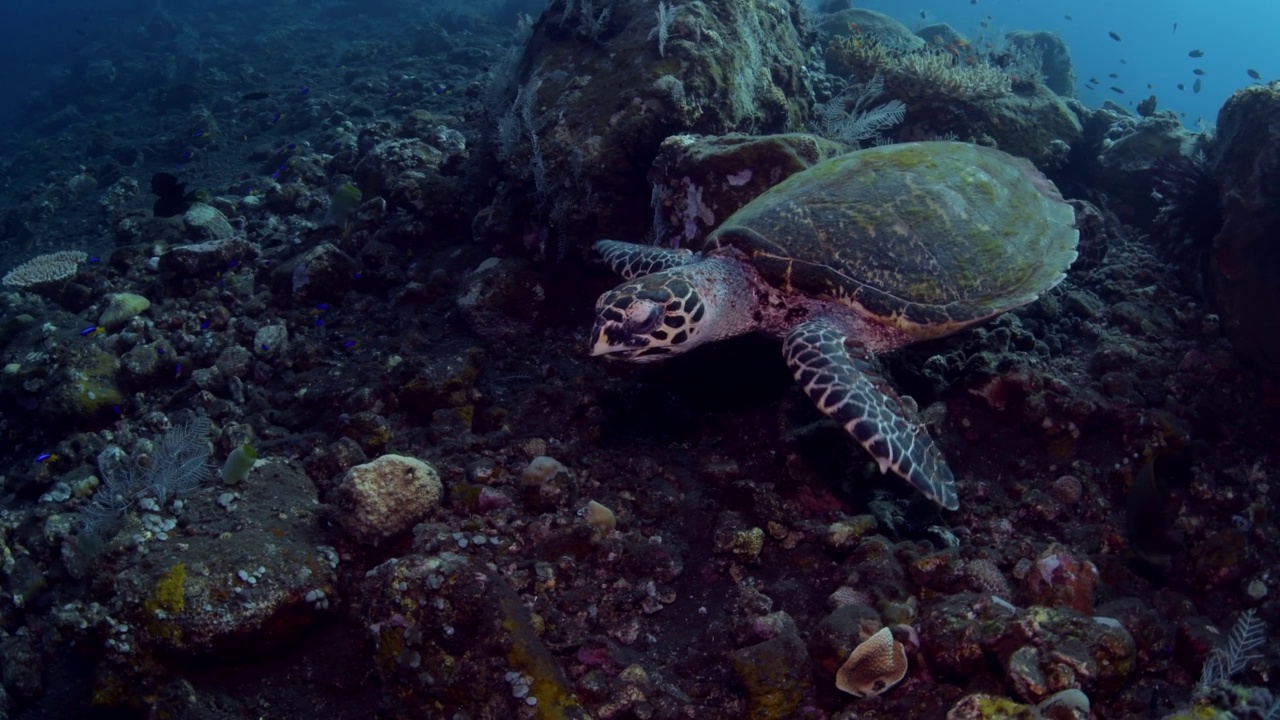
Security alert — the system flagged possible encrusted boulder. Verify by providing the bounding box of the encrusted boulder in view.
[1094,110,1196,225]
[474,0,814,254]
[104,460,338,658]
[648,132,846,247]
[1006,31,1076,98]
[1208,82,1280,376]
[338,454,443,545]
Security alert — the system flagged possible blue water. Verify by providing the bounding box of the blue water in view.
[853,0,1276,128]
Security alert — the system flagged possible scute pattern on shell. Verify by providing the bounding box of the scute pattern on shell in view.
[706,141,1079,339]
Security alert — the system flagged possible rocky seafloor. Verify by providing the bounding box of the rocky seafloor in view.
[0,1,1278,719]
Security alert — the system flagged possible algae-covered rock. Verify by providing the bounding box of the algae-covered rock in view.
[40,346,124,426]
[360,552,591,720]
[98,292,151,330]
[729,631,814,719]
[101,461,337,661]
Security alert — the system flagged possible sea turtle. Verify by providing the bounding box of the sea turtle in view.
[588,141,1079,510]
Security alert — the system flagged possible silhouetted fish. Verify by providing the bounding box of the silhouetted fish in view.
[1110,86,1125,94]
[241,91,270,101]
[1193,78,1202,93]
[1188,49,1204,58]
[1247,69,1262,80]
[151,172,195,218]
[1108,31,1121,41]
[1192,68,1206,76]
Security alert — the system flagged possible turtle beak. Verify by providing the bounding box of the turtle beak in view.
[587,321,619,357]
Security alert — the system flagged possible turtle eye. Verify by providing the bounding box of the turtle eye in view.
[623,300,662,335]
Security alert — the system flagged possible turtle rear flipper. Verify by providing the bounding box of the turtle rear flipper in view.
[594,240,697,279]
[783,319,959,511]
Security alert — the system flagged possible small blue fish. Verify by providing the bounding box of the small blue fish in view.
[227,259,239,269]
[156,347,166,355]
[315,303,329,310]
[192,130,205,138]
[315,319,324,327]
[175,363,182,377]
[87,256,100,264]
[343,340,356,348]
[352,272,362,280]
[261,344,270,351]
[271,112,282,124]
[179,150,193,161]
[200,320,211,330]
[35,453,52,463]
[299,86,311,95]
[80,325,98,336]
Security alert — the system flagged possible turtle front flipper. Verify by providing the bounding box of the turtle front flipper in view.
[783,319,959,511]
[594,240,697,279]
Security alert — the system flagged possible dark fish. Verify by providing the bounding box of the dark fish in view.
[1193,78,1202,93]
[299,86,311,95]
[1188,49,1204,58]
[1110,86,1125,94]
[1089,77,1100,84]
[970,0,976,4]
[150,172,195,218]
[1192,68,1205,75]
[1173,22,1178,33]
[1120,58,1127,64]
[1108,73,1119,78]
[75,28,86,36]
[241,91,270,101]
[1109,31,1121,41]
[1125,450,1193,578]
[920,10,926,18]
[1085,84,1096,90]
[1248,69,1262,80]
[1064,15,1072,20]
[1177,83,1184,90]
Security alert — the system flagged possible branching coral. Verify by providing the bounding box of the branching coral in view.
[829,35,1011,102]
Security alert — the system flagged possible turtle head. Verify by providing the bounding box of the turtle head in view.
[589,271,707,363]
